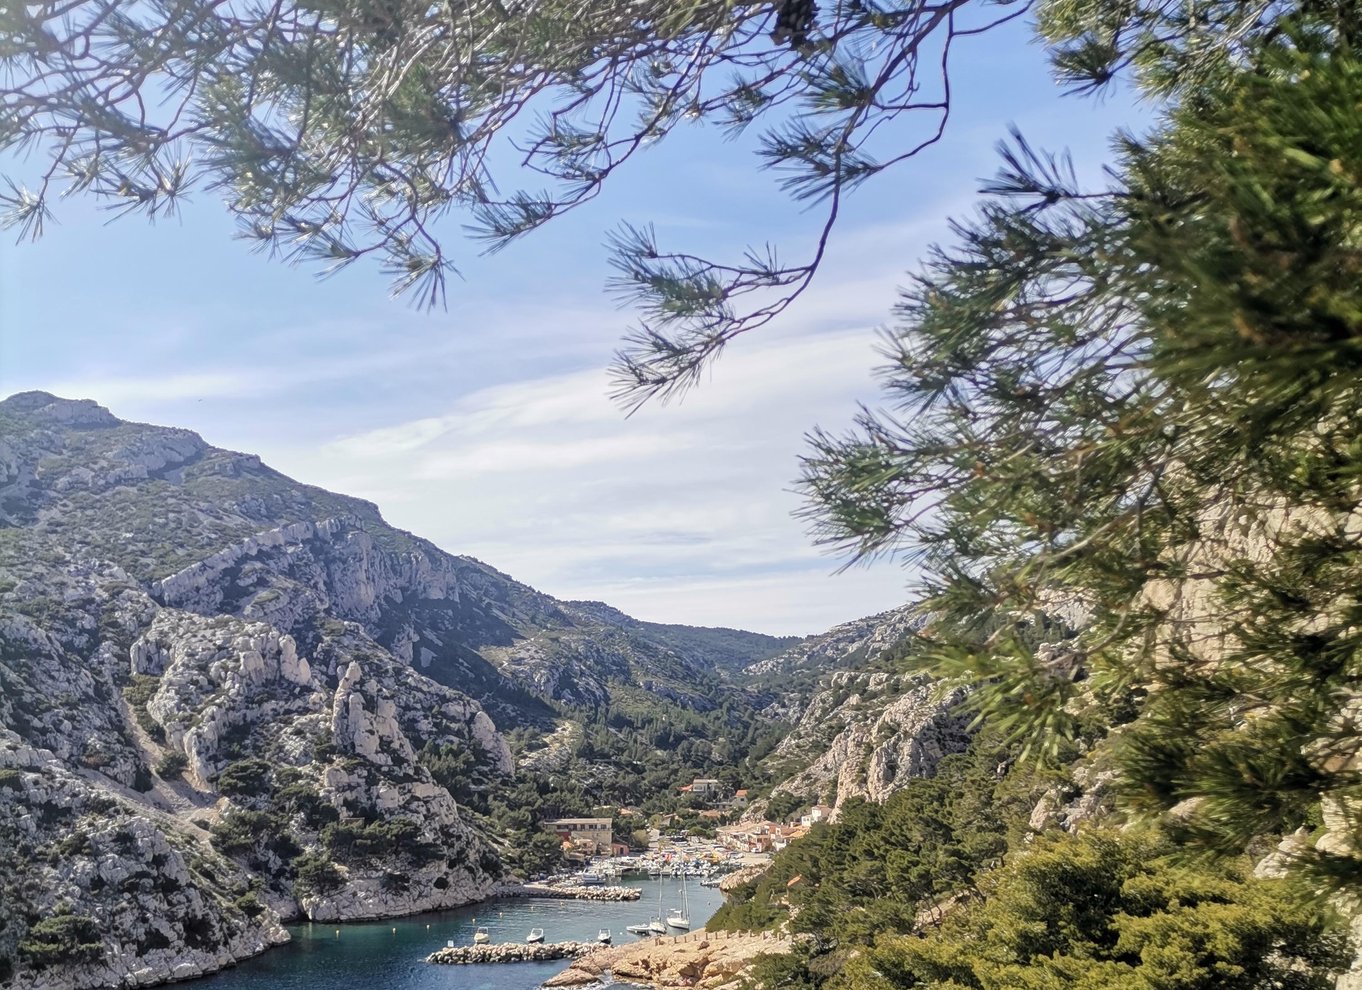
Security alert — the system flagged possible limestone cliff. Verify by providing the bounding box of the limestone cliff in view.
[744,608,971,813]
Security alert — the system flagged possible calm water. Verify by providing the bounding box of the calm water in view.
[195,878,726,990]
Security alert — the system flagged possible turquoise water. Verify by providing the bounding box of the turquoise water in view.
[194,878,726,990]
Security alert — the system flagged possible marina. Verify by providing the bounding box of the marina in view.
[190,877,726,990]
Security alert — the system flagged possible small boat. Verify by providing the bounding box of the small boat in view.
[526,928,544,944]
[598,929,612,944]
[668,871,692,929]
[648,916,667,935]
[473,927,490,944]
[625,923,653,935]
[575,871,605,886]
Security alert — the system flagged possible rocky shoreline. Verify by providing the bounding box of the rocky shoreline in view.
[544,929,798,990]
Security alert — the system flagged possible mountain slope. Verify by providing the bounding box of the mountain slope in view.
[0,392,801,989]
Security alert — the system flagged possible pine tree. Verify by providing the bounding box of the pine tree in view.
[0,1,1287,405]
[800,2,1362,891]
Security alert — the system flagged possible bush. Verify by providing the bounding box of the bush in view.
[0,768,22,792]
[232,892,266,918]
[132,765,154,792]
[216,758,272,798]
[155,751,188,779]
[18,912,103,970]
[293,853,343,896]
[122,676,165,742]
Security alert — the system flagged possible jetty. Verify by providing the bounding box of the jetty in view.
[427,940,599,965]
[500,882,642,901]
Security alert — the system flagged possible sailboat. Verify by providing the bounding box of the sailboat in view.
[647,881,667,934]
[667,871,691,930]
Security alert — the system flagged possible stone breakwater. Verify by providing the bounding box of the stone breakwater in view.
[427,941,599,964]
[545,929,800,990]
[498,883,642,901]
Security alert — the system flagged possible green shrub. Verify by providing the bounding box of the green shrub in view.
[122,675,165,742]
[18,912,103,970]
[155,751,188,779]
[216,758,272,798]
[232,892,265,919]
[0,768,22,792]
[293,853,343,896]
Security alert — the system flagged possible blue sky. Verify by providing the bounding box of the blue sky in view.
[0,13,1141,635]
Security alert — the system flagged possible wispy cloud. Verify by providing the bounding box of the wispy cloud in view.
[260,324,910,634]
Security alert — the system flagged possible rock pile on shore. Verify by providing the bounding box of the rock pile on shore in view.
[426,941,599,964]
[506,883,642,901]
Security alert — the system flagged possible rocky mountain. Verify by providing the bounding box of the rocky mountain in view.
[0,392,798,989]
[745,607,918,687]
[741,607,976,815]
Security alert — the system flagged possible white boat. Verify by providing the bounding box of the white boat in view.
[575,871,605,886]
[598,929,612,944]
[625,923,653,935]
[473,927,490,944]
[647,878,667,934]
[667,872,691,930]
[526,928,544,944]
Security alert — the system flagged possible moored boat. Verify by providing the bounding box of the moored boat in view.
[598,929,612,944]
[473,927,490,944]
[526,928,545,944]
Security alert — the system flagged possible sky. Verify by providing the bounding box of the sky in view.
[0,11,1142,635]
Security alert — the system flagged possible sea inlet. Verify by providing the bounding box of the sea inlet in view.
[193,877,726,990]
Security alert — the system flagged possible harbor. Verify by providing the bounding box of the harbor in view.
[189,876,728,990]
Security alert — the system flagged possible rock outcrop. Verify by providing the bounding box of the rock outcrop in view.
[762,673,970,811]
[545,929,800,990]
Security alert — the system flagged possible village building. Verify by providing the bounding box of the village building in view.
[689,777,724,795]
[799,805,836,827]
[541,817,614,854]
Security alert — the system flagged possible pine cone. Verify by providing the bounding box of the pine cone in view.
[771,0,818,48]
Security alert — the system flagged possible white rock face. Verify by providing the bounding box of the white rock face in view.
[762,671,971,811]
[0,733,290,990]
